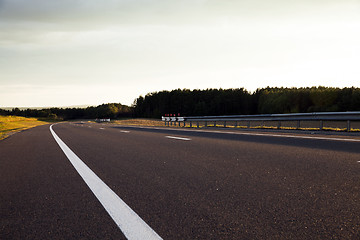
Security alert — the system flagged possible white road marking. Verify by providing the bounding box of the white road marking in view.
[120,130,130,133]
[165,136,191,141]
[99,128,105,130]
[50,125,162,240]
[117,125,360,143]
[217,131,360,142]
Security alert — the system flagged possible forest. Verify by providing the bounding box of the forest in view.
[0,103,132,120]
[1,87,360,120]
[133,87,360,118]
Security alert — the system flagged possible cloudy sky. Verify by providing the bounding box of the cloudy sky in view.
[1,0,359,107]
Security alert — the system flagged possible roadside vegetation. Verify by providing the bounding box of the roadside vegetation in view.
[0,116,50,140]
[0,103,131,121]
[112,118,164,127]
[1,86,360,120]
[133,87,360,118]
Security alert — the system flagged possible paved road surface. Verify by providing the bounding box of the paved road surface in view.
[1,122,360,239]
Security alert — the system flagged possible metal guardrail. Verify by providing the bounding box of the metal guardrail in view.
[162,112,360,131]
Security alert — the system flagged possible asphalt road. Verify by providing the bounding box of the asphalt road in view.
[1,122,360,239]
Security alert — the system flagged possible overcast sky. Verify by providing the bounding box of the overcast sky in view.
[1,0,359,107]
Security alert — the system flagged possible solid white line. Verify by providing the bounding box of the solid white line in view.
[219,131,360,142]
[50,125,162,240]
[120,130,130,133]
[165,136,191,141]
[117,125,360,143]
[99,127,105,130]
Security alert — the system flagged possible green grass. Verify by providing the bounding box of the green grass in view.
[0,116,51,140]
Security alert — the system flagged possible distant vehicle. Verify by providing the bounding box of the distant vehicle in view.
[95,118,111,123]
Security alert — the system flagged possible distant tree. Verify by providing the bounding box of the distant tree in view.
[0,108,10,116]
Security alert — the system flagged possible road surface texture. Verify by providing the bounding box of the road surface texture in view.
[1,122,360,239]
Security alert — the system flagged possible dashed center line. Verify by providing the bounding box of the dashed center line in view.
[165,136,191,141]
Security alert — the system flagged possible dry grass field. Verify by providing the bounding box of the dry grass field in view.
[0,116,49,140]
[113,118,166,127]
[181,120,360,132]
[114,118,360,132]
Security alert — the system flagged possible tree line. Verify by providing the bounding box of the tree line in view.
[1,87,360,120]
[0,103,132,120]
[133,87,360,118]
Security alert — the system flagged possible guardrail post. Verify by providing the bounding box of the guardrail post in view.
[197,122,199,128]
[214,121,216,127]
[224,121,226,128]
[320,120,323,131]
[190,121,192,128]
[247,121,250,128]
[205,121,207,127]
[347,120,351,132]
[277,121,281,129]
[296,120,300,130]
[234,121,237,128]
[183,122,186,127]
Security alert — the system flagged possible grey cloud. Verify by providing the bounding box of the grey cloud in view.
[0,0,75,20]
[0,0,183,21]
[0,0,221,41]
[0,0,347,26]
[0,0,357,45]
[0,0,288,24]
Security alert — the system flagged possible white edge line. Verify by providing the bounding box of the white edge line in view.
[50,124,162,240]
[117,125,360,143]
[165,136,191,141]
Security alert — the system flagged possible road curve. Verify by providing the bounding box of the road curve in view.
[1,122,360,239]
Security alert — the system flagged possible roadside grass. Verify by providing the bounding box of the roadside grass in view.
[178,121,360,132]
[0,116,51,140]
[113,118,165,127]
[112,118,360,132]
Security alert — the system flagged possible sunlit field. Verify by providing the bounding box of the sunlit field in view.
[0,116,49,140]
[180,120,360,132]
[113,118,165,127]
[113,118,360,132]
